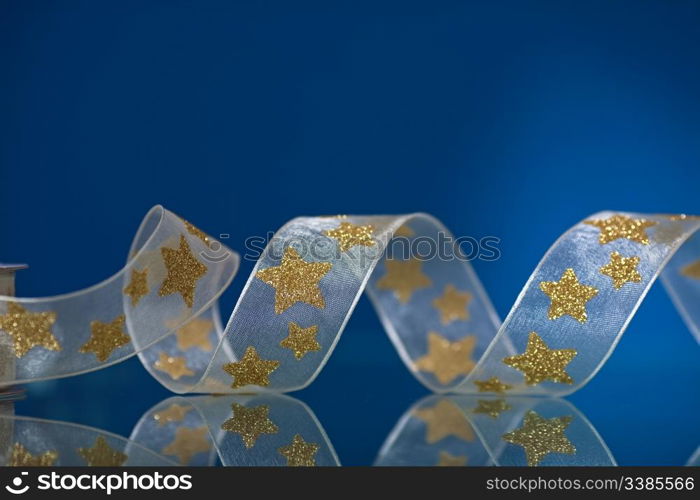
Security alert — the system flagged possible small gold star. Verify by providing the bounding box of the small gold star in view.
[0,302,60,358]
[256,247,332,314]
[159,235,208,308]
[599,252,642,289]
[183,219,210,244]
[175,318,213,352]
[10,443,58,466]
[503,332,577,386]
[539,268,598,323]
[681,260,700,280]
[323,222,376,252]
[413,399,474,443]
[473,377,512,394]
[162,426,211,464]
[78,436,128,466]
[437,451,467,466]
[222,346,280,389]
[79,315,131,362]
[415,332,476,385]
[280,322,321,360]
[472,399,511,419]
[123,268,149,306]
[221,403,279,448]
[153,404,191,426]
[154,352,194,380]
[278,434,319,466]
[502,411,575,466]
[432,285,472,324]
[376,258,432,303]
[584,214,657,245]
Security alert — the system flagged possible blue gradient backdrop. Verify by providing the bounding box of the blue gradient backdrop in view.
[1,1,699,465]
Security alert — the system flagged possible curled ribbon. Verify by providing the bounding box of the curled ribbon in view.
[1,207,699,395]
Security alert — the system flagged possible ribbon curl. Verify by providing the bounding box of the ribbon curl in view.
[1,207,699,395]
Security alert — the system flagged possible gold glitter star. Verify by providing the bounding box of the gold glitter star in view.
[539,268,598,323]
[681,260,700,280]
[10,443,58,466]
[78,436,127,466]
[584,214,657,245]
[153,404,191,426]
[599,252,642,289]
[415,332,476,385]
[79,315,131,362]
[376,258,432,303]
[222,346,280,389]
[437,451,467,467]
[473,399,511,419]
[221,403,279,448]
[0,302,60,358]
[256,247,332,314]
[413,399,474,443]
[162,426,211,464]
[278,434,319,466]
[432,285,472,324]
[280,322,321,360]
[502,411,575,466]
[123,268,149,306]
[503,332,577,386]
[175,318,213,352]
[159,235,208,308]
[183,219,209,244]
[154,352,194,380]
[473,377,512,394]
[323,222,376,252]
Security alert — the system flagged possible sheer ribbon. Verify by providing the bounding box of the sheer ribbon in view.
[1,207,699,395]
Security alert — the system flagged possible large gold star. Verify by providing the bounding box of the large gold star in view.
[323,222,376,252]
[0,302,60,358]
[221,403,279,448]
[78,436,128,466]
[472,399,511,419]
[256,247,332,314]
[162,426,211,464]
[175,318,213,352]
[154,352,194,380]
[376,258,432,303]
[413,399,474,443]
[503,332,577,385]
[539,268,598,323]
[681,259,700,280]
[222,346,280,389]
[502,411,575,466]
[278,434,319,466]
[159,235,208,308]
[584,214,657,245]
[123,268,149,306]
[415,332,476,385]
[280,322,321,360]
[79,315,131,362]
[153,404,191,426]
[432,285,472,324]
[473,377,512,394]
[10,443,58,466]
[437,451,467,466]
[599,252,642,289]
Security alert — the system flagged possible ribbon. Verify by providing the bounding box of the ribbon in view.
[2,394,697,466]
[1,207,699,395]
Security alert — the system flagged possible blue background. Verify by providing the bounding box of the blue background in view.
[1,0,699,465]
